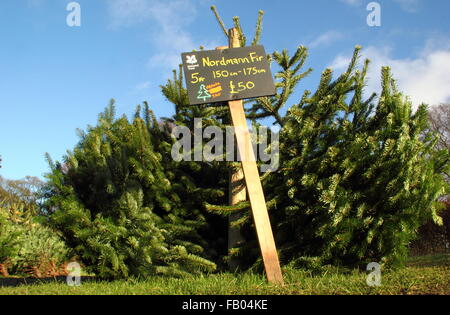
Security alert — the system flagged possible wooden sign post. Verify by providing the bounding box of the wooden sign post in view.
[181,28,284,285]
[227,29,283,285]
[214,44,246,271]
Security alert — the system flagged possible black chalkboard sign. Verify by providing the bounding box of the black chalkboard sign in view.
[181,46,276,105]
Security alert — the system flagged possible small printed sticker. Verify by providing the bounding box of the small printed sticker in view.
[186,55,199,70]
[206,82,223,98]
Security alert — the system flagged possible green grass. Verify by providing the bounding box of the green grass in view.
[1,254,448,295]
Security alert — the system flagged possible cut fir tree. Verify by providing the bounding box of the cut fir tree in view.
[43,101,217,279]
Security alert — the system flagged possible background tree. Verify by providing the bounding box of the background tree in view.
[0,175,68,277]
[428,103,449,179]
[409,103,450,255]
[428,103,449,151]
[0,176,44,214]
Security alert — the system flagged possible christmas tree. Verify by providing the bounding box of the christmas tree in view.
[161,66,232,268]
[43,101,216,278]
[266,57,448,268]
[203,9,449,270]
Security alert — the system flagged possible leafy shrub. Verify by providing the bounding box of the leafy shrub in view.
[14,224,69,277]
[0,202,69,277]
[0,211,22,272]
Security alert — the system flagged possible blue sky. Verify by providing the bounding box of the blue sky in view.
[0,0,449,180]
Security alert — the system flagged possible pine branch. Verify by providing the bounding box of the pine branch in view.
[251,10,264,46]
[210,6,228,39]
[233,16,247,47]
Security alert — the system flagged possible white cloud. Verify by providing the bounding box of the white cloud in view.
[147,53,183,70]
[27,0,46,8]
[135,81,151,91]
[106,0,218,71]
[392,0,419,13]
[340,0,362,6]
[309,31,344,48]
[340,0,420,12]
[330,38,450,109]
[107,0,152,26]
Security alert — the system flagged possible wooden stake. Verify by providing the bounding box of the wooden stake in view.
[228,167,246,270]
[227,28,284,285]
[216,45,246,271]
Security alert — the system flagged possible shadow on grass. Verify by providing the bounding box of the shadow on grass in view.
[0,276,97,288]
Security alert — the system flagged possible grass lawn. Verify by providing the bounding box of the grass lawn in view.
[0,254,448,295]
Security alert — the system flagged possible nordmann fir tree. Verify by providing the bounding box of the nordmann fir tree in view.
[196,8,316,269]
[159,8,284,268]
[206,8,448,270]
[269,57,449,268]
[161,65,231,267]
[43,101,216,279]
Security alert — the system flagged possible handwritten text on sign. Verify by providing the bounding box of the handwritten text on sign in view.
[181,46,276,105]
